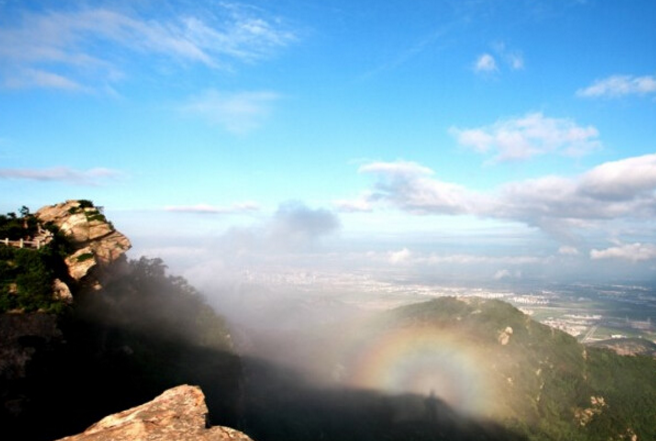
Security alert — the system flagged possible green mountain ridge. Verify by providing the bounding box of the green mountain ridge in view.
[350,297,656,440]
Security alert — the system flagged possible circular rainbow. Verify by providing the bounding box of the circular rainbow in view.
[343,326,493,416]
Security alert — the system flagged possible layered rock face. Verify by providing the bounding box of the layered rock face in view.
[36,200,131,289]
[56,385,254,441]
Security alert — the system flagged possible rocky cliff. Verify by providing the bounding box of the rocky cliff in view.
[0,200,134,412]
[1,201,242,441]
[56,385,253,441]
[35,200,131,291]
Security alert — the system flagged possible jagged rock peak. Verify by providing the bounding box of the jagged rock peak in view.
[55,385,255,441]
[35,200,131,285]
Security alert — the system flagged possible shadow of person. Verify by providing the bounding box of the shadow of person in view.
[424,389,439,424]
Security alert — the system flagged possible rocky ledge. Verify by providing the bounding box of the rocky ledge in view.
[56,385,254,441]
[36,200,131,290]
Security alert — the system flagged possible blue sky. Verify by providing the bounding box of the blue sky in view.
[1,0,656,284]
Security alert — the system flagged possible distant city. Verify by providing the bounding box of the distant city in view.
[235,268,656,344]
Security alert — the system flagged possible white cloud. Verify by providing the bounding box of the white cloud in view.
[388,248,411,264]
[578,153,656,200]
[577,74,656,98]
[181,89,280,134]
[0,5,296,90]
[0,166,122,185]
[359,161,480,215]
[450,112,600,162]
[164,202,260,214]
[590,243,656,262]
[474,53,497,73]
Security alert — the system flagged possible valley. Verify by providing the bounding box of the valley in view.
[223,268,656,347]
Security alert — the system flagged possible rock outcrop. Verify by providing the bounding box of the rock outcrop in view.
[56,385,254,441]
[35,200,131,290]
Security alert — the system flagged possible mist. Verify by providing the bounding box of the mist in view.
[98,195,656,441]
[123,200,654,359]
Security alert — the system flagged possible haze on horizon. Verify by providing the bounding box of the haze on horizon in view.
[1,0,655,287]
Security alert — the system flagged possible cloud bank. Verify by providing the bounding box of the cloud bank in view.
[349,153,656,243]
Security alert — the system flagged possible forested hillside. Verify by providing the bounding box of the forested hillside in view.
[351,298,656,441]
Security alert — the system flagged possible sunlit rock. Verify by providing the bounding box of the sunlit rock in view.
[55,385,255,441]
[65,247,97,281]
[36,200,131,289]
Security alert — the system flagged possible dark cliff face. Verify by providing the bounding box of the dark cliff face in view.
[0,313,62,381]
[0,273,242,441]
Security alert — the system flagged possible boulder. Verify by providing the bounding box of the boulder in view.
[55,385,254,441]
